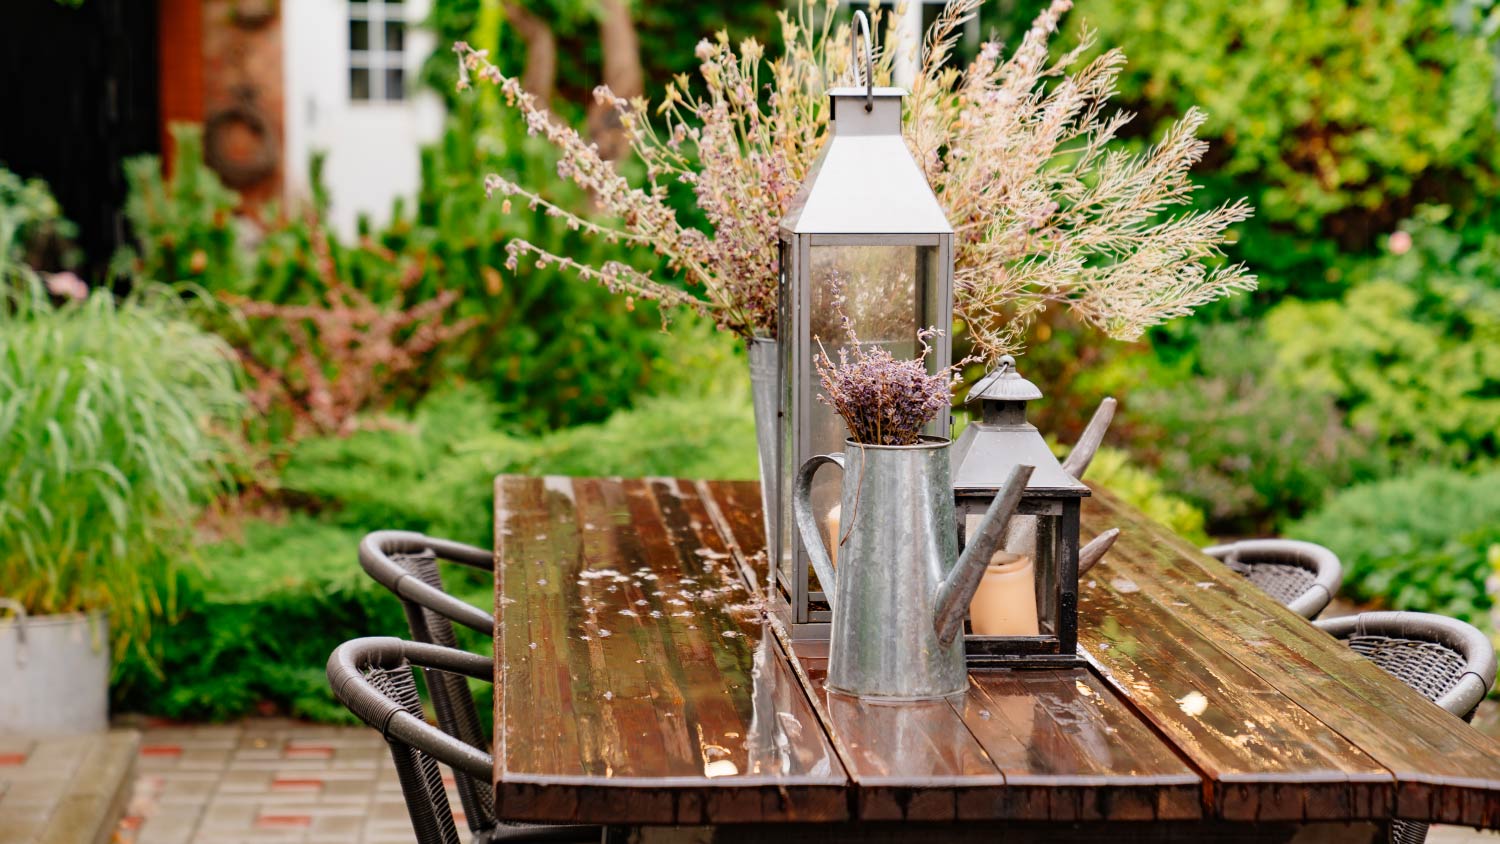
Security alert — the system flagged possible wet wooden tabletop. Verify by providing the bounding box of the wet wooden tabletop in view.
[494,476,1500,828]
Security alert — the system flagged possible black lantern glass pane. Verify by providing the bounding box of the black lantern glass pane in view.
[1033,511,1059,637]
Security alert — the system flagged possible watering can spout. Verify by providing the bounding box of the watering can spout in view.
[933,464,1034,646]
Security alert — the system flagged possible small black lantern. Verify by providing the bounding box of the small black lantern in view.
[950,356,1088,667]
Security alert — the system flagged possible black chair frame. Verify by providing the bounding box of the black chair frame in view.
[1314,611,1498,844]
[328,637,602,844]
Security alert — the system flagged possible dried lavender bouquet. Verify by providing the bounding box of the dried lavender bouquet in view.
[815,289,965,446]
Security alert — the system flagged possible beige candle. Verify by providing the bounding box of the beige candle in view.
[968,551,1039,636]
[827,503,841,569]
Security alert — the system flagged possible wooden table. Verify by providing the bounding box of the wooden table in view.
[493,476,1500,841]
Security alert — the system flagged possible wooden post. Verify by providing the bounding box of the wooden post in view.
[156,0,205,170]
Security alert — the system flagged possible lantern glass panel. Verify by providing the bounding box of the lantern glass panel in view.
[801,243,938,589]
[1030,512,1060,637]
[959,497,1076,643]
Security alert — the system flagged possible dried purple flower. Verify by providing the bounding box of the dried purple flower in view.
[813,280,966,446]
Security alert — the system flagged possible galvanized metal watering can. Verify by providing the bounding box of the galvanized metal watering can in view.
[794,438,1034,700]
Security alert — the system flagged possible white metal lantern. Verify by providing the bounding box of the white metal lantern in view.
[770,15,956,641]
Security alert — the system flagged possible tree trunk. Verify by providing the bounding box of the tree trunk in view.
[587,0,643,160]
[502,0,557,105]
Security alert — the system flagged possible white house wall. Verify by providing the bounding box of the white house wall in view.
[282,0,444,236]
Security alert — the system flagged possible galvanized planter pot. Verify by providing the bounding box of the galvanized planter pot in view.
[747,336,780,567]
[0,611,109,735]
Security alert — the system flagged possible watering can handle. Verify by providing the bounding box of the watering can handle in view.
[793,452,845,614]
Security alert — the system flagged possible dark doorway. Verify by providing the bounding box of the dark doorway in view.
[0,0,160,278]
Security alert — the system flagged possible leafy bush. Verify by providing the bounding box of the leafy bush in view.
[1075,0,1500,235]
[1265,208,1500,466]
[112,516,408,722]
[1290,469,1500,626]
[1083,447,1209,545]
[281,370,757,546]
[1128,322,1384,533]
[0,282,244,660]
[397,107,675,429]
[114,125,242,291]
[0,164,79,270]
[119,120,674,433]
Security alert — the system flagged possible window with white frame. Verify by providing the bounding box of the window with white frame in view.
[349,0,406,102]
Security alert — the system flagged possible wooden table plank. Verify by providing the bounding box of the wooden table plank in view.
[1078,544,1390,822]
[1082,489,1500,827]
[958,670,1202,822]
[798,655,1004,822]
[495,476,849,825]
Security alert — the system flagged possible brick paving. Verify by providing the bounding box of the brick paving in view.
[111,719,472,844]
[0,730,136,844]
[101,708,1500,843]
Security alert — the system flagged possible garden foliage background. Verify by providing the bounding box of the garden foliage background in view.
[4,0,1500,720]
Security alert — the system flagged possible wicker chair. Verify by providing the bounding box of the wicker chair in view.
[360,532,493,829]
[328,637,603,844]
[1201,539,1342,619]
[1314,612,1498,844]
[358,533,599,843]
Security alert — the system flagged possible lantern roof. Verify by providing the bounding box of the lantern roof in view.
[779,87,954,237]
[951,358,1090,498]
[965,356,1042,403]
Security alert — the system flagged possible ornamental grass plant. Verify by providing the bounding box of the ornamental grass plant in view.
[0,280,245,660]
[457,0,1255,356]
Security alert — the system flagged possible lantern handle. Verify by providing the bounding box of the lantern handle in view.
[850,10,874,112]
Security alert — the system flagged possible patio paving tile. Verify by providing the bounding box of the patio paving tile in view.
[0,730,138,844]
[112,717,471,844]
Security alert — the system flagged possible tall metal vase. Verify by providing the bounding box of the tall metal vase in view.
[747,337,779,569]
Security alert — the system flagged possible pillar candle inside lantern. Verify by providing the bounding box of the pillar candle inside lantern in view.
[968,552,1040,636]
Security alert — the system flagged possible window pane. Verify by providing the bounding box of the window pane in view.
[384,20,404,52]
[350,66,371,101]
[384,67,405,101]
[349,19,369,51]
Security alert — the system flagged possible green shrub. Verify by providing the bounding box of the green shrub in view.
[119,119,675,432]
[0,282,244,660]
[1128,322,1384,533]
[112,516,410,722]
[1075,0,1500,235]
[281,367,757,547]
[1289,468,1500,626]
[1265,208,1500,466]
[0,164,79,270]
[1082,447,1209,546]
[397,106,675,429]
[114,125,242,291]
